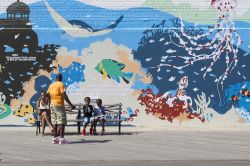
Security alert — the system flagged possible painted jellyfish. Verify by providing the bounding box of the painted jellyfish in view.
[157,0,242,86]
[211,0,237,12]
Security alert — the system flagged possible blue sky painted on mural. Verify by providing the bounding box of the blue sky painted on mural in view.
[26,0,250,52]
[28,0,170,51]
[1,0,250,52]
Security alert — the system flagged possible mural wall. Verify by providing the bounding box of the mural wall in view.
[0,0,250,128]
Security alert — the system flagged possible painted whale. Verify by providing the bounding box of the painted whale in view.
[45,0,123,37]
[67,15,123,33]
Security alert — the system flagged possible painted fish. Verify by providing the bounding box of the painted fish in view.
[0,104,12,120]
[45,0,123,37]
[95,59,133,84]
[0,106,6,115]
[241,89,250,97]
[24,117,36,124]
[127,107,139,117]
[0,92,6,105]
[13,104,34,117]
[231,95,239,101]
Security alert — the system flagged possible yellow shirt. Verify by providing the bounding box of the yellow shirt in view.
[47,81,66,106]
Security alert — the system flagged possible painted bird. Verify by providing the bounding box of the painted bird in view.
[95,59,133,84]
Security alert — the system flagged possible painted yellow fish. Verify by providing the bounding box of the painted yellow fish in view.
[13,104,34,117]
[95,59,133,84]
[24,117,36,124]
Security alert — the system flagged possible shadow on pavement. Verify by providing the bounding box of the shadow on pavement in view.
[69,139,112,144]
[63,131,142,136]
[1,160,250,166]
[100,131,142,136]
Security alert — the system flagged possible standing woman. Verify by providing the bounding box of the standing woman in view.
[37,91,53,136]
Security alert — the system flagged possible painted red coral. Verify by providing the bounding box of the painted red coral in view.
[138,88,205,123]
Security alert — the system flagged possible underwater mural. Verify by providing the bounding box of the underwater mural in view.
[0,0,249,127]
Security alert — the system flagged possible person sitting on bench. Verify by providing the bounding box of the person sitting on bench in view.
[36,91,53,136]
[93,99,106,135]
[82,97,94,136]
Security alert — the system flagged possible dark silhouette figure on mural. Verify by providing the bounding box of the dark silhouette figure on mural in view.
[0,0,38,54]
[0,1,58,104]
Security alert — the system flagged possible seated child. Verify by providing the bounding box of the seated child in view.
[93,99,106,135]
[82,97,94,136]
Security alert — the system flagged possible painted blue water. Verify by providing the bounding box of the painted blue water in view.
[1,0,249,53]
[28,0,175,51]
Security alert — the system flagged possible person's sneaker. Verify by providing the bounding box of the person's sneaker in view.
[59,138,69,145]
[52,137,59,144]
[89,128,93,135]
[82,129,86,136]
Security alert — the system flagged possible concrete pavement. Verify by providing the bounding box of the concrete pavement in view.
[0,127,250,165]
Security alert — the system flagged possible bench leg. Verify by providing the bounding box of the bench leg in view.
[77,110,81,134]
[118,109,121,135]
[36,126,38,136]
[77,122,81,134]
[36,121,40,136]
[118,121,121,135]
[38,122,41,134]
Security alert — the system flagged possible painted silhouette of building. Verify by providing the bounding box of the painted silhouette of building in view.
[0,0,38,54]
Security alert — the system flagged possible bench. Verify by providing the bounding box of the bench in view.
[35,103,123,135]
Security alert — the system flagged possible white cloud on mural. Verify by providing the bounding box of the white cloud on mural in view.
[171,0,250,16]
[171,0,211,10]
[77,0,146,10]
